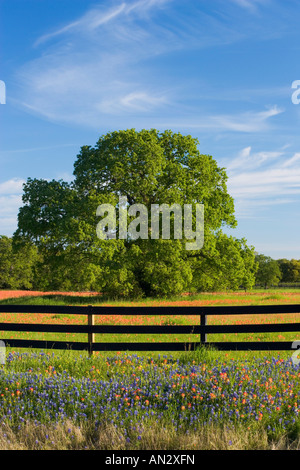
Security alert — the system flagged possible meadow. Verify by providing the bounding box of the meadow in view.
[0,289,299,450]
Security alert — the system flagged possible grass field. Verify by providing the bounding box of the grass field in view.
[0,289,299,450]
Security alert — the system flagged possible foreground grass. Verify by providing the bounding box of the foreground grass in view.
[1,419,299,450]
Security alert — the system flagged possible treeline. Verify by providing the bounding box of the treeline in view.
[0,234,297,294]
[255,254,300,289]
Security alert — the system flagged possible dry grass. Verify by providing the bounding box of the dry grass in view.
[0,420,299,450]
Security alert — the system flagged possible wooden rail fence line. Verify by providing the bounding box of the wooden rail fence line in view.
[0,304,299,353]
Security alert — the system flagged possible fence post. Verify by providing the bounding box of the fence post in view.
[88,305,95,356]
[200,313,207,346]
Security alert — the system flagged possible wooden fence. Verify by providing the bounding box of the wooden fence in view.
[0,304,300,353]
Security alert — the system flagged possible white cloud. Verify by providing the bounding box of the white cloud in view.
[224,147,300,218]
[0,218,20,236]
[227,146,284,171]
[281,152,300,168]
[0,179,25,236]
[100,90,169,114]
[210,106,283,133]
[34,3,128,47]
[34,0,171,47]
[0,178,26,195]
[164,106,283,134]
[0,195,23,215]
[230,0,269,13]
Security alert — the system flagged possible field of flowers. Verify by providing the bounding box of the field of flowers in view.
[0,289,299,449]
[0,350,299,449]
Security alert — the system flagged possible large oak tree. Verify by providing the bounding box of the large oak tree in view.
[14,129,257,297]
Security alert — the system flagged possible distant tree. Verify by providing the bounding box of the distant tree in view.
[289,259,300,282]
[255,254,282,288]
[277,259,291,282]
[277,258,300,283]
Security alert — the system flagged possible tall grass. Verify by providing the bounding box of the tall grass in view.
[0,419,299,450]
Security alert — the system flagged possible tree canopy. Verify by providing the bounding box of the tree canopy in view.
[12,128,258,297]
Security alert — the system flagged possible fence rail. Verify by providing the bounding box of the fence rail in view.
[0,304,299,353]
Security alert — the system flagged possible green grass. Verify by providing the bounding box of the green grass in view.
[1,287,300,306]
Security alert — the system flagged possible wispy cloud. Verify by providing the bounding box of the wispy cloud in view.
[281,153,300,168]
[227,146,284,171]
[162,105,283,133]
[34,2,128,46]
[0,144,77,155]
[225,146,300,218]
[17,0,177,127]
[230,0,268,13]
[14,0,286,131]
[35,0,172,47]
[208,106,283,133]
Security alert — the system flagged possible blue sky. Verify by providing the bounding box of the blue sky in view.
[1,0,300,259]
